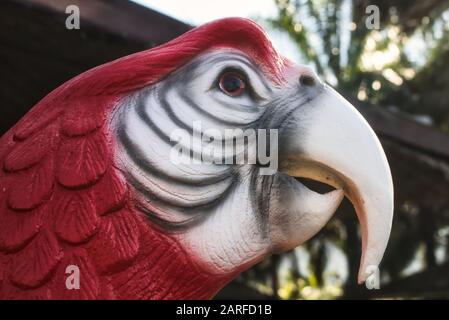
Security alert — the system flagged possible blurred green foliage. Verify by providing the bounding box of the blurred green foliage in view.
[268,0,449,131]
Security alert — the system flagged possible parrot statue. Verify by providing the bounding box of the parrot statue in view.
[0,18,393,299]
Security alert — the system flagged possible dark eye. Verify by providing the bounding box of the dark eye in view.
[218,72,246,97]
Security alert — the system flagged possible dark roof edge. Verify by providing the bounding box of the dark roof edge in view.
[11,0,192,45]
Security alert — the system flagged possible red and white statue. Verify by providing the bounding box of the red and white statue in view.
[0,18,393,299]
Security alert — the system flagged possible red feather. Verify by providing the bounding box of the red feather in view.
[91,168,127,216]
[0,18,285,299]
[53,190,99,244]
[61,96,110,137]
[0,204,44,252]
[10,228,63,289]
[7,156,54,211]
[88,209,140,274]
[4,123,59,172]
[13,103,61,141]
[56,131,109,188]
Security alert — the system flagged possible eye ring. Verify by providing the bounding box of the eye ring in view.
[218,71,246,97]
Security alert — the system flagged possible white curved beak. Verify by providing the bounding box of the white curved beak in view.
[280,85,394,284]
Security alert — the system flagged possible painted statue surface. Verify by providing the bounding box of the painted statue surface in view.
[0,18,393,299]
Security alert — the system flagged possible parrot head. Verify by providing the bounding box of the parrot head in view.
[112,19,393,284]
[0,18,393,299]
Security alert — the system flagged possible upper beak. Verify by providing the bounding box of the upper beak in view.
[279,85,394,284]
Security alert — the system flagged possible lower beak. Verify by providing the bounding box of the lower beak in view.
[279,86,394,284]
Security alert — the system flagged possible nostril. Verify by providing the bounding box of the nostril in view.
[299,74,316,87]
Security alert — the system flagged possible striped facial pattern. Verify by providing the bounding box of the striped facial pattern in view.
[113,50,330,273]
